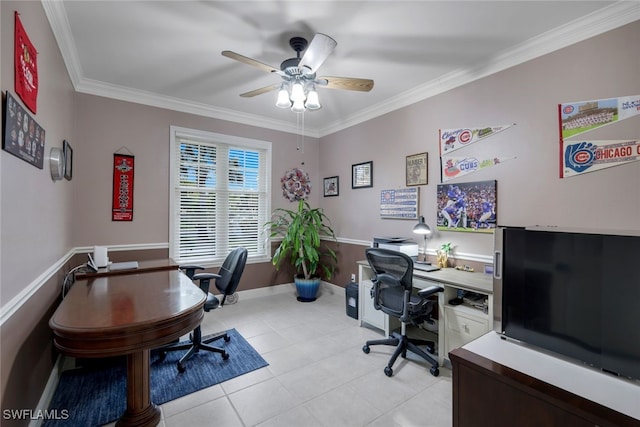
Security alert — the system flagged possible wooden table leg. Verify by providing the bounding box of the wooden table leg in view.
[116,349,160,427]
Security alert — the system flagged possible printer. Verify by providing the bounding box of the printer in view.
[372,237,419,258]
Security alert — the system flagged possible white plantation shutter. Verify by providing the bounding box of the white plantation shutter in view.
[170,127,271,264]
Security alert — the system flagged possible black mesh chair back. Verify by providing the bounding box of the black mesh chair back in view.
[363,247,443,377]
[365,248,414,318]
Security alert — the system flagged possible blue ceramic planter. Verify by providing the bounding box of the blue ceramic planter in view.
[295,276,320,302]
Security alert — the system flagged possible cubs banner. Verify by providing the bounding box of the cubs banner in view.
[561,140,640,178]
[14,12,38,114]
[559,95,640,140]
[441,156,514,182]
[439,124,514,155]
[112,154,135,221]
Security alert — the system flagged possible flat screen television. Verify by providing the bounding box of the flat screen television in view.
[494,226,640,381]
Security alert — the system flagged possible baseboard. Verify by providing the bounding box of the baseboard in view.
[237,281,342,300]
[28,355,66,427]
[237,283,295,299]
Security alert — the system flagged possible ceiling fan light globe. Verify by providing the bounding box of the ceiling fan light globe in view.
[291,99,306,113]
[276,89,291,108]
[291,83,306,102]
[305,90,321,110]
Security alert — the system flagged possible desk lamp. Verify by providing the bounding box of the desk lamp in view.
[413,216,432,264]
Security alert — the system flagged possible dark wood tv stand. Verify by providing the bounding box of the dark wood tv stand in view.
[450,334,639,427]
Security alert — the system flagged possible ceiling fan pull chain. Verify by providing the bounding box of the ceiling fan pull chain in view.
[296,112,305,166]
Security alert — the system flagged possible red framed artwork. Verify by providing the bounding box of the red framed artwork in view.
[112,154,134,221]
[15,12,38,113]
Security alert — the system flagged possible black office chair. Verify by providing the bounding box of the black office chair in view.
[362,248,443,377]
[159,247,248,372]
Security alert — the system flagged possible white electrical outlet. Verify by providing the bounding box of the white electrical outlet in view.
[351,273,356,282]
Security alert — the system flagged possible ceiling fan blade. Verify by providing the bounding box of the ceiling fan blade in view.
[316,77,374,92]
[221,50,280,74]
[298,33,337,74]
[240,84,280,98]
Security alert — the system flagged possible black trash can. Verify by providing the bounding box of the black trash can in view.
[345,281,359,319]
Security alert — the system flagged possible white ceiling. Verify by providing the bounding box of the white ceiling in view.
[42,1,639,137]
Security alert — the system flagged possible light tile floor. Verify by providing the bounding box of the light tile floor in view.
[150,285,451,426]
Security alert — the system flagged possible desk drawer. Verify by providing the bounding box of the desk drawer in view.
[445,307,489,352]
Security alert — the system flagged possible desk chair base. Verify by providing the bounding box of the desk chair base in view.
[363,331,440,377]
[159,326,231,373]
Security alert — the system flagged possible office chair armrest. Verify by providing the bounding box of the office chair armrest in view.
[192,273,221,280]
[179,265,205,280]
[180,265,205,271]
[417,285,444,298]
[192,272,221,294]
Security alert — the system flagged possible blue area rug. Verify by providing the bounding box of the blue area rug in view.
[44,328,267,427]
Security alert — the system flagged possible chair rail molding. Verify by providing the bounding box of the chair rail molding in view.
[0,243,169,327]
[0,240,491,327]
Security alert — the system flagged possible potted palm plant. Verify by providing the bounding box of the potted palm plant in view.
[265,200,338,302]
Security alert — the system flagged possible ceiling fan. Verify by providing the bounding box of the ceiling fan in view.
[221,33,374,111]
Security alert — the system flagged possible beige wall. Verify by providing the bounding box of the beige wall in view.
[1,1,76,304]
[320,20,640,258]
[71,93,320,248]
[1,2,639,422]
[1,1,76,421]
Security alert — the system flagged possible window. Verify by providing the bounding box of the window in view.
[170,126,271,265]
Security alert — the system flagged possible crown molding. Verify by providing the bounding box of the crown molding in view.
[317,1,640,137]
[74,78,322,138]
[41,0,83,86]
[43,1,638,138]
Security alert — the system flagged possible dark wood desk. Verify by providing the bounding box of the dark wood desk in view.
[75,258,179,280]
[50,270,206,427]
[450,335,639,427]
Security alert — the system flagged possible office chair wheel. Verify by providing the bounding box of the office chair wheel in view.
[158,351,167,361]
[224,334,231,342]
[430,366,439,377]
[362,345,370,354]
[384,366,393,377]
[177,363,186,373]
[222,351,229,361]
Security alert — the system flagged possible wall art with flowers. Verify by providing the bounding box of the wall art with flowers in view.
[281,167,311,202]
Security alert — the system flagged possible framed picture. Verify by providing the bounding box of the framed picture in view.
[2,91,46,169]
[380,187,419,219]
[436,180,497,233]
[323,176,339,197]
[352,161,373,189]
[63,140,73,180]
[406,152,428,186]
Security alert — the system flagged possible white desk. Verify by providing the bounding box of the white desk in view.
[357,261,493,365]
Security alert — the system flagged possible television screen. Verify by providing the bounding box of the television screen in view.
[500,227,640,381]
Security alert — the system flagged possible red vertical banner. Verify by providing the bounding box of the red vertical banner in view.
[112,154,134,221]
[14,12,38,114]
